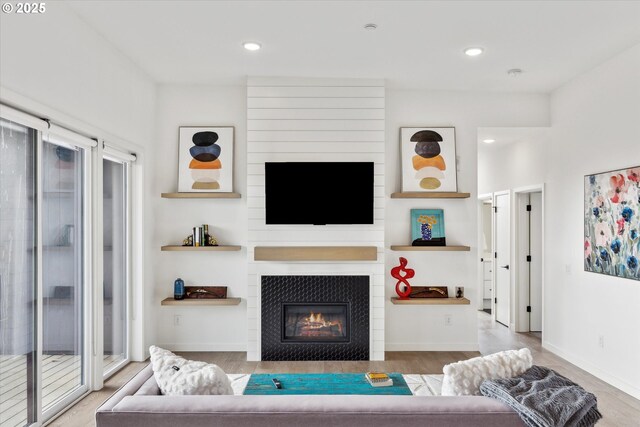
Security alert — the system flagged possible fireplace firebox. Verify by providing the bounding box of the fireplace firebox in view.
[282,303,349,343]
[261,275,369,361]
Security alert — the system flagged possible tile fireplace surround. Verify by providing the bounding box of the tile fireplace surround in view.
[260,275,370,361]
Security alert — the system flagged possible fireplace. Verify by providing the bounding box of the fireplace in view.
[282,303,349,343]
[261,275,369,361]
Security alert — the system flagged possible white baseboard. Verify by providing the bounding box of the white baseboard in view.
[385,342,479,352]
[157,343,247,352]
[543,340,640,400]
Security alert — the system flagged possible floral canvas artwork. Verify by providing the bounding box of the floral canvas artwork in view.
[584,166,640,280]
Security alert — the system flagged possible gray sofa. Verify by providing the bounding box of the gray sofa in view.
[96,365,523,427]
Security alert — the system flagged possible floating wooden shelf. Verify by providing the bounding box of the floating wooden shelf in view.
[161,245,242,251]
[390,192,470,199]
[254,246,378,261]
[161,297,241,306]
[161,192,241,199]
[391,297,471,305]
[390,245,471,252]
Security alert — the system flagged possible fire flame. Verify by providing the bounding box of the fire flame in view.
[302,311,343,335]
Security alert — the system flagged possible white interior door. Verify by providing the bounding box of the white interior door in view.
[495,193,510,326]
[529,192,543,332]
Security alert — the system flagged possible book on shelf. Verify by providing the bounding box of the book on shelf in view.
[365,372,393,387]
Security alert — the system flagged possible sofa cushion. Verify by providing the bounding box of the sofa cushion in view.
[441,348,532,396]
[149,345,233,396]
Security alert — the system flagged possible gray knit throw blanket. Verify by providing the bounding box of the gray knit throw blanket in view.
[479,365,602,427]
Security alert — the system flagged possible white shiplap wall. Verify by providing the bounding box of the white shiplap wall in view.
[246,77,385,361]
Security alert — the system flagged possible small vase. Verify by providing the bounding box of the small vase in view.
[174,278,185,300]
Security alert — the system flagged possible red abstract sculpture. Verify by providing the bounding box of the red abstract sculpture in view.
[391,257,415,299]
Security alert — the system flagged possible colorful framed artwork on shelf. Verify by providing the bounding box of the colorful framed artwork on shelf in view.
[411,209,446,246]
[584,166,640,280]
[400,127,457,192]
[178,126,234,192]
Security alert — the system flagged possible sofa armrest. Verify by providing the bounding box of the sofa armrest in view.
[97,364,154,412]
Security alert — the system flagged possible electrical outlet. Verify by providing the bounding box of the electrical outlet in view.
[598,335,604,348]
[444,314,452,326]
[174,315,182,327]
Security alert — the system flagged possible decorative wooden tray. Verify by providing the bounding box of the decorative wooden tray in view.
[184,286,227,299]
[409,286,448,298]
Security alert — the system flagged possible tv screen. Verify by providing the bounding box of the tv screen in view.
[265,162,374,225]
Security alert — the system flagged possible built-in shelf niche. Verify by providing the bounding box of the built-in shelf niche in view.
[160,297,241,306]
[161,192,241,199]
[161,245,242,252]
[390,245,471,252]
[390,297,471,305]
[254,246,378,261]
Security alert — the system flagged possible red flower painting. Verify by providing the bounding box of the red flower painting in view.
[608,174,628,204]
[585,166,640,281]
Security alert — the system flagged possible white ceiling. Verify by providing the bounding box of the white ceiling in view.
[66,1,640,92]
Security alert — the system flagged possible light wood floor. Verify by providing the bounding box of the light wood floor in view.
[46,312,640,427]
[0,354,123,427]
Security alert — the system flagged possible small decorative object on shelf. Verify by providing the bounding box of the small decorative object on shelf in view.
[173,278,185,300]
[391,257,414,299]
[411,209,446,246]
[455,286,464,298]
[184,286,227,299]
[409,286,448,298]
[182,224,218,247]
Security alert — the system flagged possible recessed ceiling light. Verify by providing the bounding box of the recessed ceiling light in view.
[482,139,495,144]
[464,47,484,57]
[364,23,378,30]
[243,42,261,51]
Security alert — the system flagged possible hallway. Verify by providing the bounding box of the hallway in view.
[477,311,640,426]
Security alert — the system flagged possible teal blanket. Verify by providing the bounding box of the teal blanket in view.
[244,373,412,395]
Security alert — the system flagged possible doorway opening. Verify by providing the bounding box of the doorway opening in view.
[493,191,511,327]
[478,195,493,315]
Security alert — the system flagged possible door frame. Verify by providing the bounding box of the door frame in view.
[492,190,511,326]
[477,193,493,312]
[513,184,545,337]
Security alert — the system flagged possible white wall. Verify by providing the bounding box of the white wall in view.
[151,85,248,351]
[0,3,155,145]
[385,90,549,350]
[545,44,640,399]
[478,132,549,196]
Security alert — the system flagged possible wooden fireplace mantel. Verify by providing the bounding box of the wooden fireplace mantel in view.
[254,246,378,261]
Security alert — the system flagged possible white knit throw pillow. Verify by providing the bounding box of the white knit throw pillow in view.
[441,348,533,396]
[149,345,233,396]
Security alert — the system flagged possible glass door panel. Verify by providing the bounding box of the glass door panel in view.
[41,138,85,412]
[0,118,37,427]
[102,159,127,375]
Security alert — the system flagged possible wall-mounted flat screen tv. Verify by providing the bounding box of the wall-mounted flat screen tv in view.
[265,162,374,225]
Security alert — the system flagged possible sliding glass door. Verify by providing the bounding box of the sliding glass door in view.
[103,158,128,375]
[41,136,87,415]
[0,118,38,427]
[0,105,136,425]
